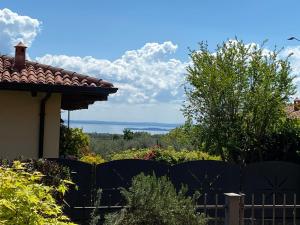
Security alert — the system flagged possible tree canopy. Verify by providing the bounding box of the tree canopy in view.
[183,39,296,163]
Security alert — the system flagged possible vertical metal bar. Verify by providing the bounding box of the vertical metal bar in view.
[204,193,207,216]
[262,193,265,225]
[283,193,286,225]
[109,193,112,207]
[251,194,255,225]
[294,193,296,225]
[214,194,218,225]
[68,110,70,129]
[272,193,275,225]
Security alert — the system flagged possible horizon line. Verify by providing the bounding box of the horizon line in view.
[62,119,182,127]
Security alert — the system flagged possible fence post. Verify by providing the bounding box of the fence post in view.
[224,193,244,225]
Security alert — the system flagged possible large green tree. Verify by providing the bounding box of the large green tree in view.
[183,39,296,163]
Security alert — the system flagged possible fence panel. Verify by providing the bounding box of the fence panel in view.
[95,159,170,206]
[241,161,300,222]
[48,158,93,206]
[48,159,300,224]
[169,160,240,218]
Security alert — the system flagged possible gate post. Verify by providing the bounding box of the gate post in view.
[224,193,244,225]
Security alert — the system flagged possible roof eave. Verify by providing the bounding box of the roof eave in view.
[0,82,118,110]
[0,82,118,95]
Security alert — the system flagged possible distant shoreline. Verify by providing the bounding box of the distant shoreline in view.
[64,120,181,134]
[127,127,170,132]
[66,120,182,128]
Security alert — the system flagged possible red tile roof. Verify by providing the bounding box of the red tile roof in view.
[0,55,114,88]
[285,104,300,119]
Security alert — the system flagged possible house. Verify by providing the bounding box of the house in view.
[286,98,300,119]
[0,43,117,159]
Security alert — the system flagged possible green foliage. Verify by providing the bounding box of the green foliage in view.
[89,189,102,225]
[161,120,200,150]
[80,153,105,165]
[184,39,296,163]
[89,132,161,158]
[23,159,72,201]
[60,124,90,157]
[0,159,72,202]
[246,118,300,163]
[123,129,134,140]
[104,173,208,225]
[0,161,75,225]
[110,146,221,165]
[26,159,71,187]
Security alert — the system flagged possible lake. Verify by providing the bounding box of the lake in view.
[67,120,181,134]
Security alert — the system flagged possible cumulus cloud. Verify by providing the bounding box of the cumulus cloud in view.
[283,46,300,77]
[36,41,188,104]
[282,46,300,96]
[0,8,41,54]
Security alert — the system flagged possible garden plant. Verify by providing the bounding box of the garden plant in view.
[90,173,208,225]
[0,161,75,225]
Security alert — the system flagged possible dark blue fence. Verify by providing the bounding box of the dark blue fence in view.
[49,159,300,224]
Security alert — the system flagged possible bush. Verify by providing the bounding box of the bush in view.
[123,129,134,140]
[80,153,105,165]
[89,132,160,158]
[244,118,300,163]
[110,146,221,165]
[28,159,72,201]
[103,173,207,225]
[160,121,199,150]
[1,159,72,202]
[89,189,102,225]
[0,161,75,225]
[60,124,90,157]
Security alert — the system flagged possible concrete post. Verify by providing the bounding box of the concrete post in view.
[224,193,244,225]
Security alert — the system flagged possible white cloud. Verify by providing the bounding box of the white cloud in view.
[282,46,300,97]
[66,101,185,124]
[36,41,188,104]
[283,46,300,77]
[0,8,41,54]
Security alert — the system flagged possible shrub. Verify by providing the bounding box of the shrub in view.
[60,124,90,157]
[0,159,72,202]
[88,132,161,158]
[123,129,134,140]
[80,153,105,165]
[104,173,208,225]
[244,118,300,163]
[26,159,71,186]
[89,189,102,225]
[110,146,221,165]
[0,161,75,225]
[27,159,72,202]
[161,121,199,150]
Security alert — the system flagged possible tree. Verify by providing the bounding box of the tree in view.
[161,120,200,150]
[123,128,134,140]
[183,39,295,163]
[59,124,90,157]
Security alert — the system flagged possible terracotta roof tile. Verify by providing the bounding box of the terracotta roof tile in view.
[0,55,114,89]
[285,104,300,119]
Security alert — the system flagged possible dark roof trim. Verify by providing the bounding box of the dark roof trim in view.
[0,81,118,111]
[0,82,118,95]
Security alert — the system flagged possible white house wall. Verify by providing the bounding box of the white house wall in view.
[0,91,61,159]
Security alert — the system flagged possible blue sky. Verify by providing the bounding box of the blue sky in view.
[1,1,300,123]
